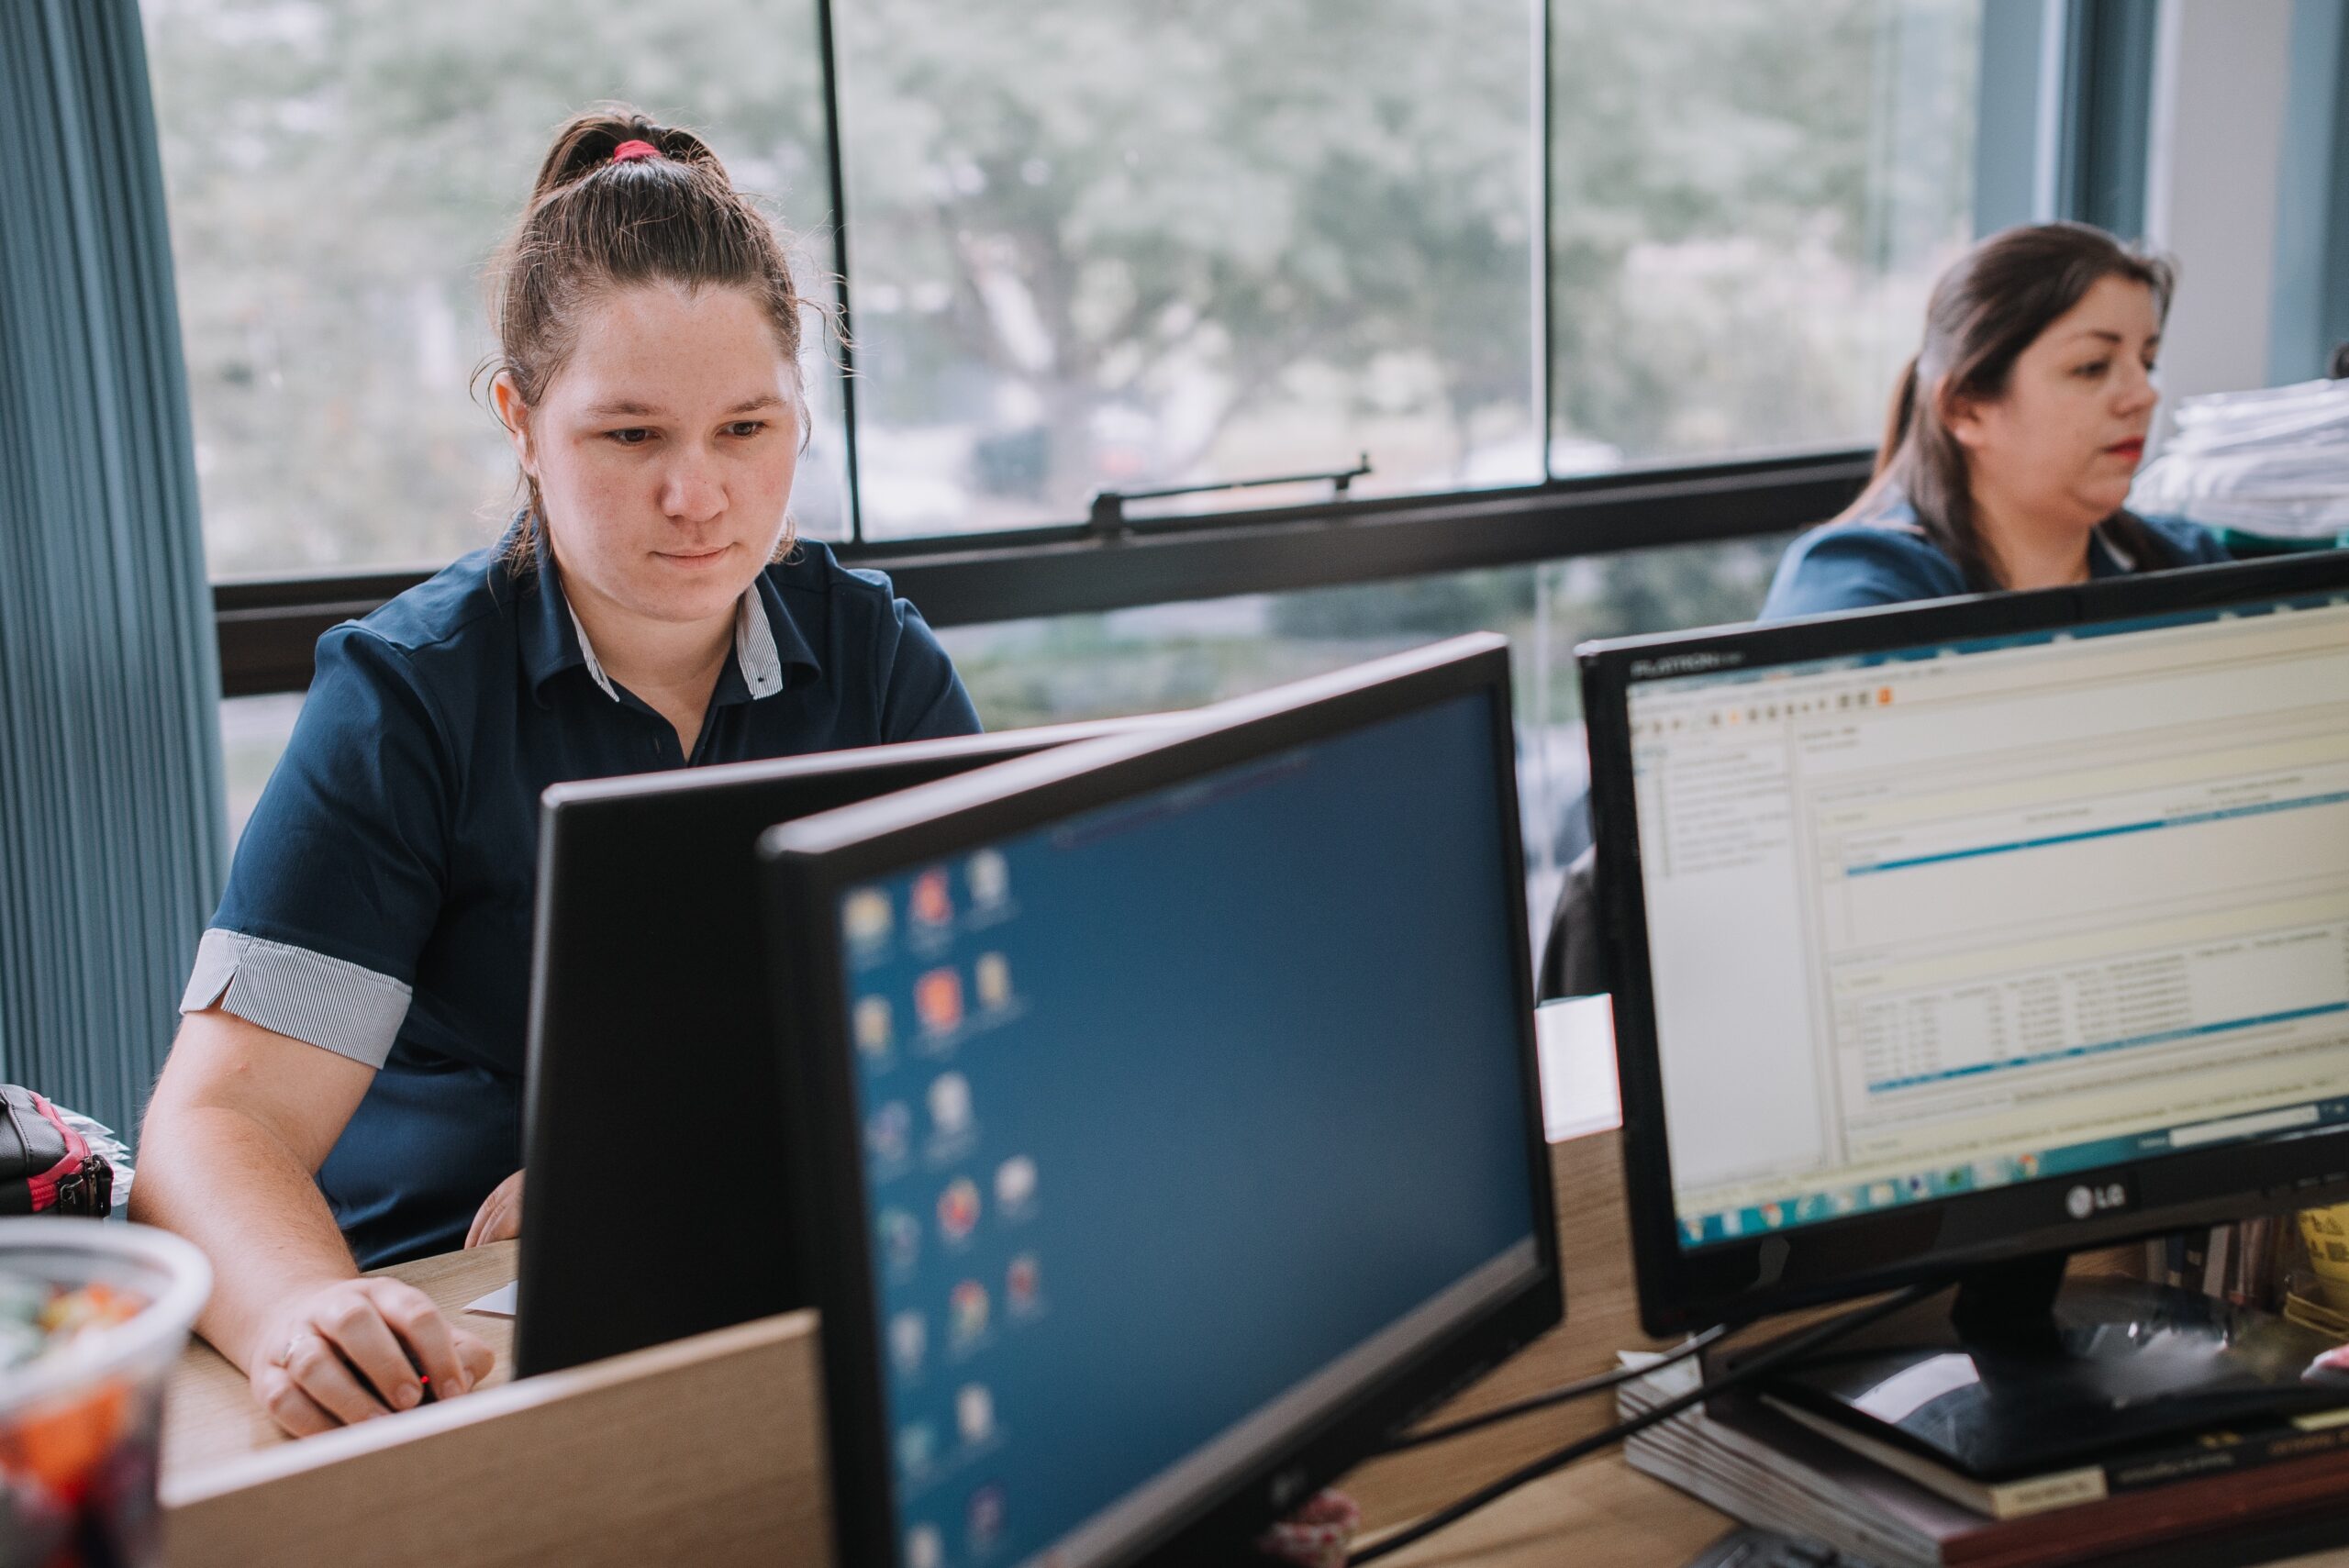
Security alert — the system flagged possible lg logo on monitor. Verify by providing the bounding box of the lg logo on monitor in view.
[2066,1181,2131,1220]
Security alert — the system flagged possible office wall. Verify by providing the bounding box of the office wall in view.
[2268,0,2349,385]
[2143,0,2298,428]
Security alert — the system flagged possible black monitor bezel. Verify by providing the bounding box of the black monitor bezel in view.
[758,635,1562,1568]
[1582,549,2349,1337]
[516,718,1170,1378]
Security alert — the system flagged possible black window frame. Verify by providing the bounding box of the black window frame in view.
[199,0,2143,698]
[213,453,1872,697]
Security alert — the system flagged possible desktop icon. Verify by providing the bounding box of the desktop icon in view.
[912,869,954,929]
[1761,1203,1786,1229]
[958,1383,996,1445]
[1869,1182,1897,1208]
[939,1177,982,1242]
[967,1485,1007,1555]
[930,1074,974,1140]
[890,1311,928,1377]
[1682,1219,1705,1245]
[854,996,895,1061]
[906,1526,944,1568]
[844,888,893,951]
[879,1208,921,1272]
[951,1279,991,1347]
[1720,1210,1742,1238]
[1831,1189,1858,1215]
[2018,1151,2042,1179]
[967,850,1010,909]
[897,1422,937,1480]
[995,1155,1038,1218]
[975,951,1011,1011]
[917,968,965,1037]
[867,1102,912,1165]
[1007,1253,1041,1315]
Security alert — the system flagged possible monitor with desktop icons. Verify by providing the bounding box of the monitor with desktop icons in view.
[517,718,1172,1379]
[1582,549,2349,1475]
[758,634,1560,1568]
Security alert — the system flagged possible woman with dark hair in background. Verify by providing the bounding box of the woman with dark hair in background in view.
[1542,224,2232,1001]
[1762,222,2232,618]
[133,106,980,1435]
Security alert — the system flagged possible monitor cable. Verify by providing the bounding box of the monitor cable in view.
[1375,1321,1730,1455]
[1347,1282,1936,1565]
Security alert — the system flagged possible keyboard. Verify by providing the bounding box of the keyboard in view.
[1680,1528,1877,1568]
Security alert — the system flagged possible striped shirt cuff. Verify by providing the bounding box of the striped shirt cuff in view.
[179,929,411,1069]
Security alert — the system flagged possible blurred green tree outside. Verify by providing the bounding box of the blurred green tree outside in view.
[146,0,1973,572]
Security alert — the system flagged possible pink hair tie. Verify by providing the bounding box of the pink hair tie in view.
[610,139,661,163]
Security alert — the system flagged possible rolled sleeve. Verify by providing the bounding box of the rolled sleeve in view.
[188,623,454,1063]
[180,929,411,1068]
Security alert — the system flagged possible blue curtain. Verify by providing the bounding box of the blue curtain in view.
[0,0,226,1139]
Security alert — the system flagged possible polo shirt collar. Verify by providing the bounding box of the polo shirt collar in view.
[561,590,785,703]
[2090,522,2136,575]
[507,521,817,706]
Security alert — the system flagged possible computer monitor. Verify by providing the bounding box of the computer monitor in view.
[1583,550,2349,1470]
[517,719,1169,1379]
[759,634,1556,1568]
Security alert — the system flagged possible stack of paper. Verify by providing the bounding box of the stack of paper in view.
[2132,379,2349,540]
[1618,1354,2349,1566]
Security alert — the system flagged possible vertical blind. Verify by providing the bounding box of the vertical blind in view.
[0,0,225,1139]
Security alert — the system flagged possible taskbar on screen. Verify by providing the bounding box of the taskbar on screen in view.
[1675,1094,2349,1251]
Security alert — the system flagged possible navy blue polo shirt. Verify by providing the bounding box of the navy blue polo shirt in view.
[1760,495,2232,619]
[182,529,981,1268]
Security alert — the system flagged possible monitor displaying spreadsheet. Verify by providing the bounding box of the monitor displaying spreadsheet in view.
[1623,592,2349,1250]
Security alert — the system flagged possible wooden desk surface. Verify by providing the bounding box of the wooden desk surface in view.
[162,1241,519,1480]
[150,1128,2349,1567]
[154,1140,1736,1567]
[161,1240,835,1568]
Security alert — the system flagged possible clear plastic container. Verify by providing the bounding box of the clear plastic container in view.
[0,1219,211,1568]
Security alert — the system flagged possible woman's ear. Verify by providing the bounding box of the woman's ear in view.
[1939,380,1989,453]
[490,372,536,476]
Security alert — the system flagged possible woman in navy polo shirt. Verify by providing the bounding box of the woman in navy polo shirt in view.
[1762,222,2230,619]
[133,109,980,1436]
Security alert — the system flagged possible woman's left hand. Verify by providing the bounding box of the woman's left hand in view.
[465,1170,525,1248]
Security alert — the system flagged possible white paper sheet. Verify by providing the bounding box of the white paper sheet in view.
[1536,993,1620,1143]
[465,1282,518,1318]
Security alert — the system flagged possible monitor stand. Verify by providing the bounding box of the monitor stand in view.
[1732,1252,2349,1481]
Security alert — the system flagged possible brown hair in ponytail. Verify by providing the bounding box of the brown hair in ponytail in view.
[483,105,809,573]
[1845,222,2176,591]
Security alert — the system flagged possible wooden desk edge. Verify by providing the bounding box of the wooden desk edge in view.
[162,1306,819,1507]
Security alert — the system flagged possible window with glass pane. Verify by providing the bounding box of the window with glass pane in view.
[141,0,850,577]
[1548,0,1981,473]
[832,0,1542,538]
[935,534,1787,931]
